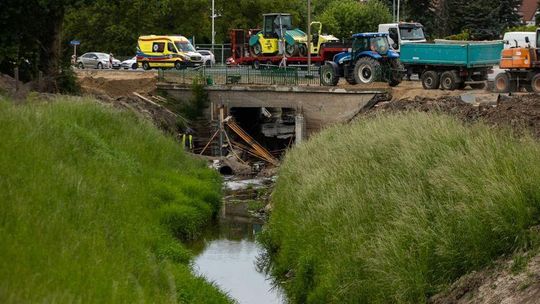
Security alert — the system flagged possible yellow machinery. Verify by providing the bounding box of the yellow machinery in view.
[248,13,338,57]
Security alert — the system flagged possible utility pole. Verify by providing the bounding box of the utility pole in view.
[397,0,400,22]
[393,0,396,22]
[307,0,311,73]
[211,0,215,53]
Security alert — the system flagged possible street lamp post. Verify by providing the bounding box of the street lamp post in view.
[211,0,215,53]
[307,0,311,73]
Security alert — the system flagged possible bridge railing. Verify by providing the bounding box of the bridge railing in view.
[158,65,321,86]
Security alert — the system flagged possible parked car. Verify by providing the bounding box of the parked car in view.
[197,50,216,66]
[77,52,121,69]
[121,56,138,69]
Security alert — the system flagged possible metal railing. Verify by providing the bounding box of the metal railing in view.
[158,65,321,86]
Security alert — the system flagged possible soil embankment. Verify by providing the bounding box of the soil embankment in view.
[260,112,540,303]
[367,94,540,139]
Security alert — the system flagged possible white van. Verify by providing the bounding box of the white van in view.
[378,22,426,52]
[502,32,536,49]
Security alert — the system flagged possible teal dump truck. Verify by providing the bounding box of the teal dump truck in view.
[401,41,503,90]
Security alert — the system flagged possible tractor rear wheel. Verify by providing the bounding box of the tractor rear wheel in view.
[440,71,458,90]
[531,73,540,93]
[251,42,262,56]
[353,57,381,84]
[320,63,339,86]
[494,72,516,93]
[421,70,440,89]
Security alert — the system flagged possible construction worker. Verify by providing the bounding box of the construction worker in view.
[181,129,194,152]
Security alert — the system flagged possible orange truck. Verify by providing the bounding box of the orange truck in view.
[495,29,540,92]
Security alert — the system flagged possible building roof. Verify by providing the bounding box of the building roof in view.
[519,0,538,22]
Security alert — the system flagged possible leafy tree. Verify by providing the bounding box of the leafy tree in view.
[0,0,91,83]
[318,0,392,39]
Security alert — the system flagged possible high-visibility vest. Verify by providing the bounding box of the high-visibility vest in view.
[182,134,193,150]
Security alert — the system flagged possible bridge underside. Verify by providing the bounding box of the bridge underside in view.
[158,84,390,136]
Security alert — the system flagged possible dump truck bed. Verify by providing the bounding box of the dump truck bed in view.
[400,42,503,68]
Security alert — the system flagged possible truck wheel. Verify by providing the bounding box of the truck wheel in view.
[174,61,184,70]
[531,74,540,93]
[440,71,458,90]
[388,59,404,87]
[285,43,299,57]
[251,43,262,56]
[142,61,151,70]
[354,57,381,84]
[494,73,515,93]
[320,63,339,86]
[421,71,439,89]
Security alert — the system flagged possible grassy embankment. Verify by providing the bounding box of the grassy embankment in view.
[0,96,230,303]
[261,112,540,303]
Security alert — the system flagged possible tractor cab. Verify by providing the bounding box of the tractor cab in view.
[351,33,399,60]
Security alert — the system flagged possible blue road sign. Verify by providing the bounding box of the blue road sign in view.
[70,40,81,46]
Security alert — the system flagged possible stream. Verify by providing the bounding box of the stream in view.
[188,177,285,304]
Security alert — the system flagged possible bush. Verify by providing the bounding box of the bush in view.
[261,112,540,303]
[0,96,229,303]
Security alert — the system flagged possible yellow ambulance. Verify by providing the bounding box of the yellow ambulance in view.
[136,35,203,70]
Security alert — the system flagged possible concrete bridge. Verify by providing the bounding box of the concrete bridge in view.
[157,83,390,142]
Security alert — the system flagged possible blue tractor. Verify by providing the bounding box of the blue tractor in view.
[320,33,404,86]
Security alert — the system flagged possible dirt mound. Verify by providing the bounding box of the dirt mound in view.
[76,70,157,98]
[368,94,540,138]
[0,73,29,99]
[430,252,540,304]
[74,70,180,134]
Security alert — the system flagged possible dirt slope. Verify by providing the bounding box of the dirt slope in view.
[430,253,540,304]
[367,94,540,139]
[76,70,157,97]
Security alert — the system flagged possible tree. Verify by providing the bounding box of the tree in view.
[0,0,91,84]
[318,0,392,39]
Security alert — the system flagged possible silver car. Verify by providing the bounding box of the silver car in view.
[197,50,215,66]
[77,52,120,69]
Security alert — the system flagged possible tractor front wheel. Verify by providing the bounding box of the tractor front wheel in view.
[388,59,404,87]
[353,57,381,84]
[320,63,339,86]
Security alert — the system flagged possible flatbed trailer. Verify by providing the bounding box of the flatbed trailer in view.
[229,29,349,69]
[401,41,503,90]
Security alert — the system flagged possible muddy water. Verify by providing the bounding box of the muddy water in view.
[188,178,285,304]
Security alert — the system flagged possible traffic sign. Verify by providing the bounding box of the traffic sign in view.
[70,40,80,46]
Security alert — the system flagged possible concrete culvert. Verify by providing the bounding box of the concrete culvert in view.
[219,165,233,175]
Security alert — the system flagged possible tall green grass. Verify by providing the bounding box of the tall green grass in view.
[261,112,540,303]
[0,96,230,303]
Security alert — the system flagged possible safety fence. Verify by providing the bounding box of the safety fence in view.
[158,65,321,86]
